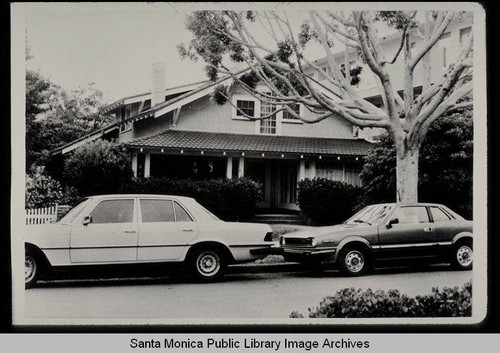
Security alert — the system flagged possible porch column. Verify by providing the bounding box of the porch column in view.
[144,153,151,178]
[131,153,138,178]
[298,160,306,181]
[238,157,245,178]
[226,157,233,179]
[309,160,316,179]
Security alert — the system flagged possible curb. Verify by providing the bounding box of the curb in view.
[228,262,305,274]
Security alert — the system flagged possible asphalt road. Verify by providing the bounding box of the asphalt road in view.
[24,264,472,319]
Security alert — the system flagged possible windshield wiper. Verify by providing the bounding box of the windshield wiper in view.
[352,219,372,225]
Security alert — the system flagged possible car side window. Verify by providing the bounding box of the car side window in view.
[90,199,134,224]
[392,206,429,224]
[430,207,451,222]
[174,202,193,222]
[140,199,175,223]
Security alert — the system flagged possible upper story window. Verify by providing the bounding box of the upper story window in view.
[236,100,255,117]
[120,105,132,133]
[282,103,301,121]
[259,92,277,135]
[460,26,472,44]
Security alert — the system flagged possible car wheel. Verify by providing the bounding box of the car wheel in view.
[339,247,368,276]
[190,248,226,282]
[451,241,473,270]
[25,251,39,289]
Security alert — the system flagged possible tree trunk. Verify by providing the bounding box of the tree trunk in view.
[396,145,419,203]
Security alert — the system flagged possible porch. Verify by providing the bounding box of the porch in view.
[126,130,373,210]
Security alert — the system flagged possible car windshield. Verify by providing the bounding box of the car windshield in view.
[58,198,92,224]
[345,204,394,225]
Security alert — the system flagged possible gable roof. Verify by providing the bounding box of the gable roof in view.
[52,69,249,155]
[126,130,373,157]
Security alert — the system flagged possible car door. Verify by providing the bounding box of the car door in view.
[137,198,198,261]
[377,205,438,260]
[429,206,464,254]
[70,198,138,263]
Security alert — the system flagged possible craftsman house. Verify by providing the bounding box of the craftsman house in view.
[53,62,373,210]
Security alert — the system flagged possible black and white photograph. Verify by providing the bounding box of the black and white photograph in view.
[10,1,488,331]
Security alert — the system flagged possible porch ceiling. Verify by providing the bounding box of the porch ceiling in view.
[126,130,373,157]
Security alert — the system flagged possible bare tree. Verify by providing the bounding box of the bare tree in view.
[179,10,473,203]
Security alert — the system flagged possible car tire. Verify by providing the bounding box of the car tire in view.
[25,250,40,289]
[339,246,368,276]
[451,241,473,271]
[189,247,226,282]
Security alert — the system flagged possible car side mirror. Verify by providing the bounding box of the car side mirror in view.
[82,215,92,225]
[386,218,399,228]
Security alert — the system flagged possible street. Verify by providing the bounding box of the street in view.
[25,265,472,319]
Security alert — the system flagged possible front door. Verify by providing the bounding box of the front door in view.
[70,198,138,263]
[137,198,198,261]
[377,205,438,260]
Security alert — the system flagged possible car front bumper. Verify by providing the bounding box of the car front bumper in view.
[281,247,338,264]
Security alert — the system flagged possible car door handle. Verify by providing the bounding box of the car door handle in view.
[182,229,194,232]
[124,230,136,234]
[423,227,433,232]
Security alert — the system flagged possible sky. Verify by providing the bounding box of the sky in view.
[24,3,338,103]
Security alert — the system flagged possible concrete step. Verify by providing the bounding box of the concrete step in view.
[251,214,306,225]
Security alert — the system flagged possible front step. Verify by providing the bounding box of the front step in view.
[251,213,306,225]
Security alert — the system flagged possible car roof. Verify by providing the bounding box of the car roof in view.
[86,194,195,201]
[368,202,446,207]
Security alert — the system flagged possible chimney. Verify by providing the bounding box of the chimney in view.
[151,62,166,107]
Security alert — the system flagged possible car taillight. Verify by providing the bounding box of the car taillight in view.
[264,232,273,242]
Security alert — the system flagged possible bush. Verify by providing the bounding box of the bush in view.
[122,177,263,221]
[290,281,472,318]
[297,178,363,225]
[63,139,132,196]
[25,166,63,208]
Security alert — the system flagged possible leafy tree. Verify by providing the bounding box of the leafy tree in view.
[360,107,472,218]
[179,10,473,203]
[63,139,132,196]
[25,166,63,208]
[26,69,112,170]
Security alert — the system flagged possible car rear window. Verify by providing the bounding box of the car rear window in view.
[140,199,175,223]
[430,206,451,222]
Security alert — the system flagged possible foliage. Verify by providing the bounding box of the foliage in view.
[290,281,472,318]
[26,69,112,170]
[122,177,263,221]
[297,178,363,225]
[25,166,63,208]
[63,140,132,196]
[360,107,473,218]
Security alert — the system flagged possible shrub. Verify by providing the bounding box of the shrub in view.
[25,166,63,208]
[122,177,263,221]
[290,281,472,318]
[63,139,132,196]
[297,178,363,225]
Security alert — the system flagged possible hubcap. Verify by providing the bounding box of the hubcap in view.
[197,251,220,277]
[456,245,473,267]
[25,256,36,283]
[345,250,365,273]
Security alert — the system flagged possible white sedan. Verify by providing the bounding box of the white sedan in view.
[24,194,274,288]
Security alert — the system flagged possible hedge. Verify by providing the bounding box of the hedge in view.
[122,177,263,221]
[297,178,363,225]
[290,281,472,318]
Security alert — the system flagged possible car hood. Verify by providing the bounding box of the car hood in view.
[283,223,374,240]
[24,223,72,247]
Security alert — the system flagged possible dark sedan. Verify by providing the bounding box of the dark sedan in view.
[280,203,472,275]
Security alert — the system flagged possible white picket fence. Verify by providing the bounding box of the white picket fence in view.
[25,205,58,225]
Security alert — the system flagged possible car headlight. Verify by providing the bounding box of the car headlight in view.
[279,236,284,245]
[308,237,317,247]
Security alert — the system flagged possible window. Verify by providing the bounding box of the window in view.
[140,199,175,223]
[90,199,134,224]
[259,92,277,134]
[174,202,193,222]
[430,207,451,222]
[460,26,472,44]
[236,100,255,117]
[120,106,132,132]
[391,206,429,224]
[282,103,301,120]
